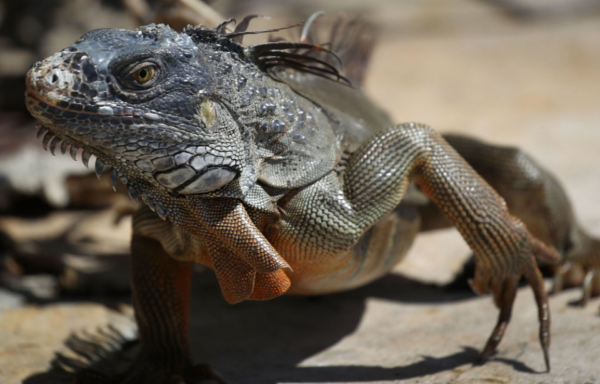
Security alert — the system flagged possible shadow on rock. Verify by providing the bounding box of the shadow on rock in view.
[24,326,139,384]
[492,357,544,374]
[23,271,485,383]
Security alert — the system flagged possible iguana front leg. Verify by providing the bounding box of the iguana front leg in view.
[128,235,194,382]
[77,210,224,384]
[273,123,558,370]
[438,134,600,307]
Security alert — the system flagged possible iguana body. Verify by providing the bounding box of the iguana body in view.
[23,18,596,383]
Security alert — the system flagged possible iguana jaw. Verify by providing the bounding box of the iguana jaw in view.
[26,91,167,218]
[27,91,248,223]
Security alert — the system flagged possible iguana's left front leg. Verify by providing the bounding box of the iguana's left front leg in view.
[432,134,600,306]
[273,123,558,370]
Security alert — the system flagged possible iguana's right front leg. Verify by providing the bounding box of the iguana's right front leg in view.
[77,208,224,384]
[273,123,558,370]
[127,234,194,383]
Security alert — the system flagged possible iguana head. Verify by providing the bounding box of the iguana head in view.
[26,24,247,204]
[25,21,340,220]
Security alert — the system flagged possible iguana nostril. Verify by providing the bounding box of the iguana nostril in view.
[43,68,72,89]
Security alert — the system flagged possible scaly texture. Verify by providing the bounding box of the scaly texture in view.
[420,134,600,305]
[24,16,592,383]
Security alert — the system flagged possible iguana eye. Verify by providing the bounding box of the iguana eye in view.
[132,65,155,83]
[124,62,159,88]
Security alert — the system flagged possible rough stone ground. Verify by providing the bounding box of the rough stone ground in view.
[1,0,600,383]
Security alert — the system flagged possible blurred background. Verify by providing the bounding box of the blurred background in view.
[1,0,600,383]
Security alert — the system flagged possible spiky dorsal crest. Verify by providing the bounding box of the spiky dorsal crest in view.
[184,12,353,86]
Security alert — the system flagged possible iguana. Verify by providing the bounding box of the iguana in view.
[23,15,598,383]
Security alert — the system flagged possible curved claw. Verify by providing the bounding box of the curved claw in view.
[477,276,519,364]
[472,235,553,373]
[526,266,551,372]
[528,236,557,371]
[569,268,596,307]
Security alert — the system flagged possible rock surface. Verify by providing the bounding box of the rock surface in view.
[1,276,599,384]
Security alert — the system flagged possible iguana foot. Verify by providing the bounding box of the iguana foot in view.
[76,360,226,384]
[551,232,600,308]
[553,263,600,307]
[470,234,557,372]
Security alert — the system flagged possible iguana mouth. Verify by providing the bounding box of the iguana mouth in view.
[26,92,240,212]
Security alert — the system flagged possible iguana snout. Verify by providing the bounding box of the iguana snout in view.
[26,54,74,101]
